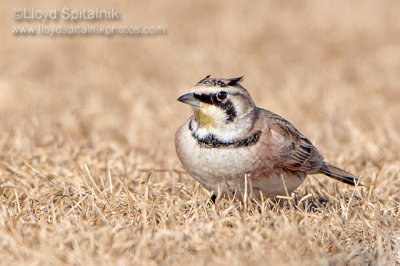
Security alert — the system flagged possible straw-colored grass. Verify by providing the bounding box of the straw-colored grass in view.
[0,0,399,265]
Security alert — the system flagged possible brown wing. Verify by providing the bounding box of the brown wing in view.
[267,112,324,174]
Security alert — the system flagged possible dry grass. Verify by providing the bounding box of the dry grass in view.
[1,0,400,265]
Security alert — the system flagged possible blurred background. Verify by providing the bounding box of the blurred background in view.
[1,0,400,190]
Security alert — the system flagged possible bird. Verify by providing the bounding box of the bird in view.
[175,75,360,201]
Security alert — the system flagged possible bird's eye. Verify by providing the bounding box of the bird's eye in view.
[217,91,227,101]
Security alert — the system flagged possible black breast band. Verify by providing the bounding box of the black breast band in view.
[190,126,261,148]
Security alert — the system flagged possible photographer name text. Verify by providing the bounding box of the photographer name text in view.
[12,7,120,22]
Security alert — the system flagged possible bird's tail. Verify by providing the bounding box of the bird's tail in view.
[319,162,361,185]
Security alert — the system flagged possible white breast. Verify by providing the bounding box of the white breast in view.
[175,119,306,198]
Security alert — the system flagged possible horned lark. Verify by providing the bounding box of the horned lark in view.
[175,76,359,200]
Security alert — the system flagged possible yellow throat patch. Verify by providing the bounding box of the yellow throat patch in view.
[193,105,215,128]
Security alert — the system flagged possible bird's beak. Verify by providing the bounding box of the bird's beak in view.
[177,93,201,107]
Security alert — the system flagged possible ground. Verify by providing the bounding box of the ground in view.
[0,0,399,265]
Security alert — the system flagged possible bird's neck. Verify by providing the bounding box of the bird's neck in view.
[190,109,258,142]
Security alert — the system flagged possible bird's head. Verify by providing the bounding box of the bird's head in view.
[177,76,256,133]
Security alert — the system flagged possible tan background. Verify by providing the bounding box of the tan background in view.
[0,0,399,265]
